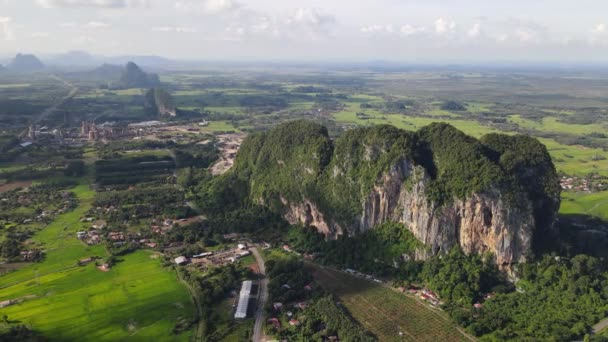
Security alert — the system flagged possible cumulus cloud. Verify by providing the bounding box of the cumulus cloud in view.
[286,8,334,27]
[36,0,149,9]
[400,24,425,36]
[152,26,197,33]
[175,0,240,14]
[0,16,14,41]
[360,24,424,36]
[595,23,606,33]
[467,23,481,38]
[435,17,455,34]
[30,32,51,38]
[86,21,110,28]
[360,24,394,34]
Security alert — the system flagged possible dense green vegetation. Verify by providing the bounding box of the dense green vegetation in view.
[94,154,175,186]
[198,120,559,231]
[2,63,608,341]
[452,254,608,341]
[263,251,375,341]
[299,296,376,341]
[287,222,423,276]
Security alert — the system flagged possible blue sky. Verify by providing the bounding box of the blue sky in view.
[1,0,607,62]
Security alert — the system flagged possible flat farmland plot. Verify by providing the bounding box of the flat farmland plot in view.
[311,266,473,342]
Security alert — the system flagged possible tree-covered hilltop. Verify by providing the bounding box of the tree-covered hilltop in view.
[197,120,560,265]
[118,61,160,88]
[8,53,45,72]
[200,120,558,222]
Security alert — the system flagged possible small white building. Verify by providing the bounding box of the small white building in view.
[174,256,188,265]
[234,280,253,319]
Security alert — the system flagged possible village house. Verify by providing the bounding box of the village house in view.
[267,317,281,329]
[174,256,188,265]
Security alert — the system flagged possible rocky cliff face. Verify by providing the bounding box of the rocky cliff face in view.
[145,88,177,117]
[223,120,560,267]
[282,159,535,266]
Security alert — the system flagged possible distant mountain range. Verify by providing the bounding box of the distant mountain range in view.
[8,53,45,72]
[45,51,171,68]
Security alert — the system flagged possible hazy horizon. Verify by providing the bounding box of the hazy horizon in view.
[2,0,608,64]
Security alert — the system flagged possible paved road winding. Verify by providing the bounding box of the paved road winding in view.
[251,247,267,342]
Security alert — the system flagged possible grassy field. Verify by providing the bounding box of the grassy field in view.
[0,185,195,341]
[560,191,608,220]
[311,266,471,342]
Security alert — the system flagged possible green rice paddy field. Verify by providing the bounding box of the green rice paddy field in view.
[0,185,194,341]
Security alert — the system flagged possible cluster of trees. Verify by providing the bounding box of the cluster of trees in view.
[266,257,313,304]
[287,222,423,277]
[264,254,375,341]
[94,186,190,223]
[441,100,467,111]
[452,254,608,341]
[178,264,250,340]
[95,186,182,207]
[173,143,218,169]
[0,183,78,223]
[420,248,504,305]
[298,296,376,341]
[94,155,175,186]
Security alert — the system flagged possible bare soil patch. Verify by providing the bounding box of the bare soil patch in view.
[0,180,32,193]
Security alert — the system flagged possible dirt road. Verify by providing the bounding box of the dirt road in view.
[593,317,608,335]
[251,247,267,342]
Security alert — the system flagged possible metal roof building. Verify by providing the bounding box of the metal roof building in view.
[234,280,252,319]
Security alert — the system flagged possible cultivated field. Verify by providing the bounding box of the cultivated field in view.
[0,185,194,341]
[311,266,472,342]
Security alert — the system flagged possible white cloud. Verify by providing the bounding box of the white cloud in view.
[86,21,110,28]
[30,32,51,38]
[152,26,197,33]
[467,23,481,38]
[400,24,425,36]
[360,24,394,34]
[225,25,245,36]
[360,24,424,36]
[287,8,334,27]
[72,34,93,44]
[435,17,455,34]
[36,0,149,9]
[595,23,606,33]
[0,16,14,41]
[175,0,240,14]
